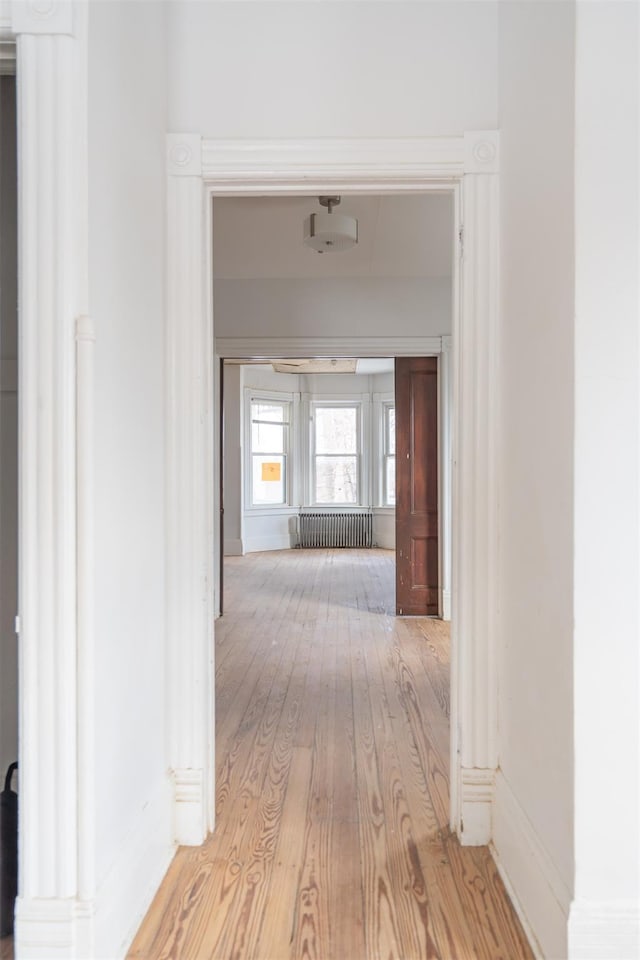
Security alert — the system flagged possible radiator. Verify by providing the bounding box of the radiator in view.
[298,511,373,548]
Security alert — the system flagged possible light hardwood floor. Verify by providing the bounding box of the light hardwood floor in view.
[129,549,533,960]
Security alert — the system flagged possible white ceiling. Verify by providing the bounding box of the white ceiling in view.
[212,194,453,280]
[227,358,395,375]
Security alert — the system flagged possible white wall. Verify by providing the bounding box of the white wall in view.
[168,1,497,138]
[88,3,173,954]
[571,4,639,956]
[0,75,18,779]
[495,4,575,957]
[214,277,450,340]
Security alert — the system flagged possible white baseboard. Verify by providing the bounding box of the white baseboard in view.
[14,898,93,959]
[173,767,208,846]
[492,769,570,960]
[568,899,640,959]
[374,534,395,549]
[94,775,175,959]
[442,588,451,621]
[15,778,175,959]
[223,538,244,556]
[244,534,293,553]
[459,766,494,845]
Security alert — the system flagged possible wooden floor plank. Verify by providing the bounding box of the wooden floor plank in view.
[128,548,534,960]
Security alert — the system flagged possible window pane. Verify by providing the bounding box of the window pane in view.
[385,456,396,505]
[252,401,285,423]
[315,407,357,454]
[387,407,395,454]
[252,420,284,453]
[315,456,358,503]
[252,455,285,504]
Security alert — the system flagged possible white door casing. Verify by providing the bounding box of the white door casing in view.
[166,131,500,848]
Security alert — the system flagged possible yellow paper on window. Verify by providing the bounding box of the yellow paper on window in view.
[261,462,281,482]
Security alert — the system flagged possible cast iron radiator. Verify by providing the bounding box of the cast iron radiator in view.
[298,511,373,548]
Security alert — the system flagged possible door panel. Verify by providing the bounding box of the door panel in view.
[395,357,439,616]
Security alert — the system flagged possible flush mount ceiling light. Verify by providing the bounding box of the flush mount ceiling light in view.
[303,196,358,254]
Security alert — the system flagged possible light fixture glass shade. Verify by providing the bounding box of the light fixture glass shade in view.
[303,212,358,253]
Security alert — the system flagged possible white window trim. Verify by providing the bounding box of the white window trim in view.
[244,387,299,513]
[372,392,395,508]
[303,393,371,508]
[382,400,396,507]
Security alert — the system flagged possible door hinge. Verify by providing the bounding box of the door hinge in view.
[458,226,464,259]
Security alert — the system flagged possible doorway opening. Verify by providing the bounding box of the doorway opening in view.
[218,352,449,621]
[212,192,454,623]
[204,191,456,951]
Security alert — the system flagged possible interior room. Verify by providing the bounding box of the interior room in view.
[213,193,453,614]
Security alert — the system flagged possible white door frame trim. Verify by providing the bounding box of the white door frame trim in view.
[166,131,500,848]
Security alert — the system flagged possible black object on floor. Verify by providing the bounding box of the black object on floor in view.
[1,762,18,937]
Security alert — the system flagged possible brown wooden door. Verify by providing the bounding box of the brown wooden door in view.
[395,357,439,616]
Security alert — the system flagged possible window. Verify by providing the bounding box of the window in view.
[250,398,290,506]
[383,402,396,506]
[312,403,360,504]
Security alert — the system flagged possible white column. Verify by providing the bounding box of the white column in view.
[166,135,215,845]
[452,132,500,844]
[12,0,91,954]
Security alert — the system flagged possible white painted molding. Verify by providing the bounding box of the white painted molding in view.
[223,538,244,557]
[172,768,207,847]
[202,137,466,188]
[492,770,570,960]
[16,24,79,911]
[166,173,215,846]
[459,767,495,845]
[14,898,91,959]
[75,316,95,904]
[464,130,500,174]
[452,170,500,834]
[216,336,443,359]
[568,899,640,959]
[166,132,202,178]
[12,0,74,36]
[439,339,453,626]
[244,534,295,554]
[442,589,451,622]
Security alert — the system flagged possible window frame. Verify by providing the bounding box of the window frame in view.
[307,397,366,508]
[382,400,396,507]
[244,389,294,512]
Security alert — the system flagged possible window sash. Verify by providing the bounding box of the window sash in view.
[382,403,396,506]
[311,402,361,505]
[249,397,291,507]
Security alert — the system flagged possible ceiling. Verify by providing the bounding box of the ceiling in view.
[212,194,453,280]
[226,358,395,375]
